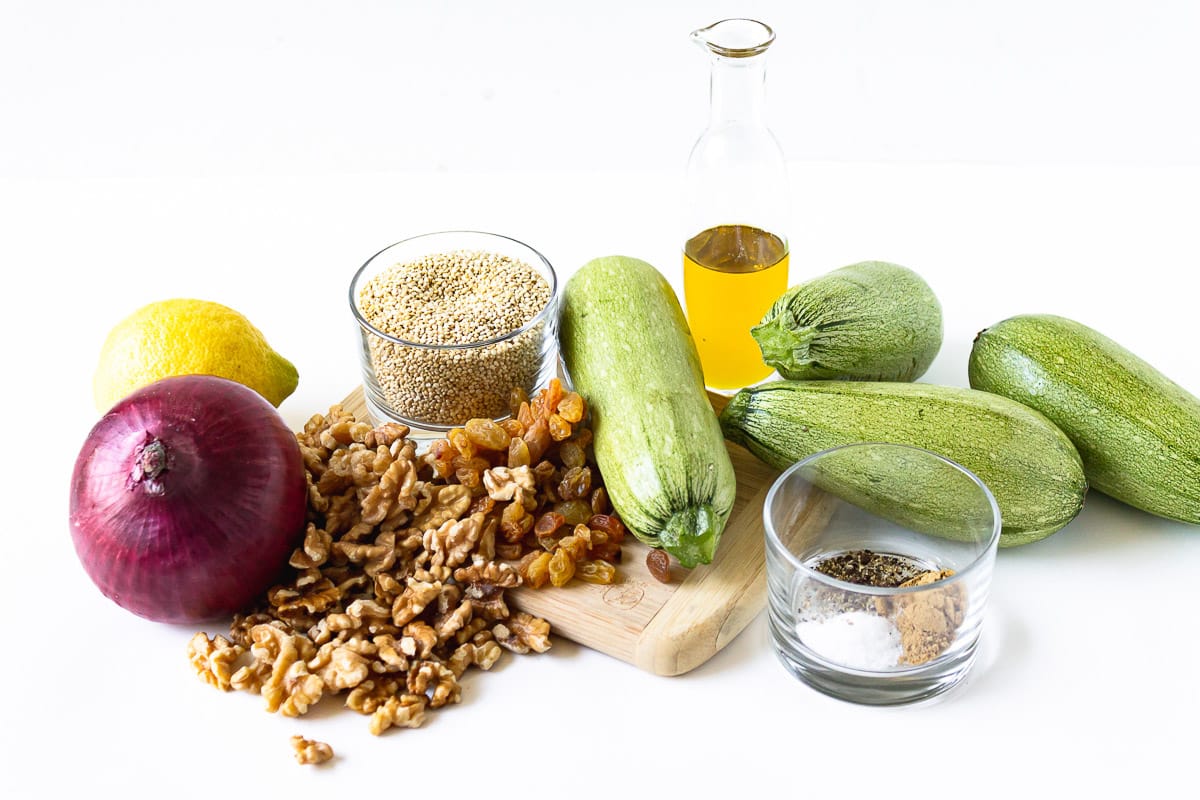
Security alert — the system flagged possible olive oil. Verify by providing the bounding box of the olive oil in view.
[683,224,789,390]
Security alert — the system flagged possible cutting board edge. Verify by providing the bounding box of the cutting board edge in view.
[630,478,774,676]
[632,571,767,677]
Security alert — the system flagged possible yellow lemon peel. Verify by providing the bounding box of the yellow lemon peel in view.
[93,298,298,411]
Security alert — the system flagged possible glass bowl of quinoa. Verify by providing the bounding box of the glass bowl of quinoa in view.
[350,230,558,431]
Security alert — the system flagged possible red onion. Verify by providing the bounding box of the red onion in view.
[69,374,307,623]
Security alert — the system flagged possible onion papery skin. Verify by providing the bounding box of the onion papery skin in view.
[69,374,307,623]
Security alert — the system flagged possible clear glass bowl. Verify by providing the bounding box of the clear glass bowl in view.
[349,231,559,433]
[764,442,1001,705]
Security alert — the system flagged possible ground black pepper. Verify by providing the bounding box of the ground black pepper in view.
[812,549,926,587]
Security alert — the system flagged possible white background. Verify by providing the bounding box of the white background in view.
[3,1,1198,797]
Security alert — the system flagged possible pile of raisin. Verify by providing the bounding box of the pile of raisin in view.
[422,379,625,588]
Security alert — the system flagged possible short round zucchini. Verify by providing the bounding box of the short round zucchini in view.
[751,261,942,381]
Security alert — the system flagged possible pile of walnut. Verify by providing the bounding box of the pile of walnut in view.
[188,380,625,736]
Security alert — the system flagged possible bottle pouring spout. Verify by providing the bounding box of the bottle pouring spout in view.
[690,18,775,58]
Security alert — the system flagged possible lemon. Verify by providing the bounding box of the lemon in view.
[94,299,299,411]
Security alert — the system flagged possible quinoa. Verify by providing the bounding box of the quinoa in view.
[357,250,552,425]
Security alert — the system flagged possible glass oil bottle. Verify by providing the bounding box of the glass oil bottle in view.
[684,18,790,392]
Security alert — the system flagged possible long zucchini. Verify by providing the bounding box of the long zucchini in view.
[970,314,1200,524]
[718,380,1088,547]
[559,256,736,567]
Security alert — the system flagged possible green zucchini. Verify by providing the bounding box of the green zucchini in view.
[794,442,1000,545]
[559,256,737,567]
[718,380,1087,546]
[751,261,942,381]
[969,314,1200,524]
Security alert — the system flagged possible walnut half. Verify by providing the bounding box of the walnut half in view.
[187,633,244,691]
[493,612,552,654]
[290,735,334,765]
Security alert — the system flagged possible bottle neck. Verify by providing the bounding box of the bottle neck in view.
[708,55,767,127]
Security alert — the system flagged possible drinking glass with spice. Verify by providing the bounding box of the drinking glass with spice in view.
[763,442,1001,705]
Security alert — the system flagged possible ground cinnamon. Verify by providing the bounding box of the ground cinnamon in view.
[876,569,966,665]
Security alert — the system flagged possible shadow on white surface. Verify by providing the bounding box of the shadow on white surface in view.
[1002,490,1197,564]
[912,603,1033,710]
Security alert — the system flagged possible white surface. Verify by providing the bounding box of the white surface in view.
[3,1,1199,797]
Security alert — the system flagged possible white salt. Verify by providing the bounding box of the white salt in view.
[795,610,903,671]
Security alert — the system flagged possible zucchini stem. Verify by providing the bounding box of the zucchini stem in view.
[660,505,722,568]
[751,317,817,375]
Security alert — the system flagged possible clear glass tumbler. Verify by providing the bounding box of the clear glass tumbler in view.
[349,231,559,434]
[764,442,1001,704]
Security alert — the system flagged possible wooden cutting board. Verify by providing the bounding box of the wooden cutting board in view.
[340,388,778,676]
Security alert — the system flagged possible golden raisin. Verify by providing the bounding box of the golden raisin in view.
[500,418,525,438]
[514,515,535,541]
[544,379,564,413]
[591,542,622,564]
[468,495,496,515]
[532,460,556,480]
[495,543,523,561]
[548,548,576,587]
[509,387,530,418]
[558,441,586,470]
[534,512,566,537]
[587,514,626,544]
[558,466,592,500]
[502,499,527,523]
[646,549,672,583]
[590,487,609,515]
[548,413,572,442]
[571,427,593,451]
[516,550,540,580]
[519,551,553,589]
[425,439,456,478]
[451,455,490,473]
[553,500,592,526]
[517,401,535,428]
[558,529,589,561]
[454,467,482,491]
[523,419,551,463]
[572,524,594,547]
[557,392,586,423]
[501,501,531,543]
[507,436,531,468]
[465,418,511,451]
[576,560,616,585]
[448,428,476,459]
